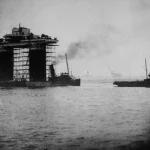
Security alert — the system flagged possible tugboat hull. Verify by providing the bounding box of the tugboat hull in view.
[0,81,52,88]
[113,79,150,87]
[113,59,150,88]
[0,79,81,88]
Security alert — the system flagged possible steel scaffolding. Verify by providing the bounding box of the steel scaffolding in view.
[46,45,56,81]
[13,48,29,81]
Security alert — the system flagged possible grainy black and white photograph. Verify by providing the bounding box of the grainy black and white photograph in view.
[1,0,150,149]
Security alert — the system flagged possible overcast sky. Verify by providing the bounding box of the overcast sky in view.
[1,0,150,78]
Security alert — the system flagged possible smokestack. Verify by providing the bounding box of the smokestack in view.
[49,64,56,78]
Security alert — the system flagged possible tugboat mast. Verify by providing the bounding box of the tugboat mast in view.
[65,53,69,75]
[145,58,148,79]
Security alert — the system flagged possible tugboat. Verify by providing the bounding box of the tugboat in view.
[49,53,80,86]
[113,59,150,87]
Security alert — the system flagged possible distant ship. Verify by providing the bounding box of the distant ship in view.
[111,71,122,79]
[113,59,150,87]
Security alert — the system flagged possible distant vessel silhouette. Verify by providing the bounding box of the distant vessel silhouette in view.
[111,71,122,79]
[113,59,150,87]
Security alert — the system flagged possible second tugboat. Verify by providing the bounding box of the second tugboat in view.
[113,59,150,87]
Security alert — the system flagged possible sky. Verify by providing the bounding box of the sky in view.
[1,0,150,78]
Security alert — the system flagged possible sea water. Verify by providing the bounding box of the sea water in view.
[0,81,150,150]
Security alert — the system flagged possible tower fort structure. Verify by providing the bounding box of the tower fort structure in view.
[0,25,58,82]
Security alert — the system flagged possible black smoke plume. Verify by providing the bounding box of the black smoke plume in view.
[54,24,125,65]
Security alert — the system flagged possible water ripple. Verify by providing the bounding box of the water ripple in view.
[0,82,150,149]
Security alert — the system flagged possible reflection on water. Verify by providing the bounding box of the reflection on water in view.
[0,81,150,149]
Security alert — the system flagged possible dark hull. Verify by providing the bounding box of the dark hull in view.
[113,79,150,87]
[0,79,80,88]
[70,79,80,86]
[0,81,51,88]
[51,79,80,86]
